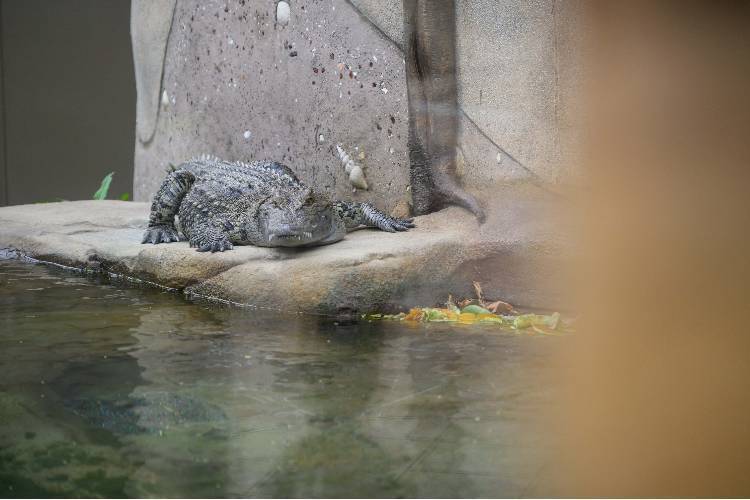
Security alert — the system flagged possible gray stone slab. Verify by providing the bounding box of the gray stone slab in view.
[131,0,177,144]
[0,193,570,314]
[351,0,585,184]
[132,0,580,212]
[135,0,414,213]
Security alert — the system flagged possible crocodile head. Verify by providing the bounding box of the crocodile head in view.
[257,188,344,247]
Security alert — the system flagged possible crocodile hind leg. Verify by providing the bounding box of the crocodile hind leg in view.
[142,169,195,244]
[403,0,485,222]
[186,219,234,252]
[335,201,415,232]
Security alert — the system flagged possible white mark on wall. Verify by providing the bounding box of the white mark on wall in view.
[276,1,290,26]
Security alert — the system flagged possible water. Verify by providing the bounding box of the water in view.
[0,260,562,498]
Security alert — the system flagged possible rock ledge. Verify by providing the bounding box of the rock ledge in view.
[0,190,569,315]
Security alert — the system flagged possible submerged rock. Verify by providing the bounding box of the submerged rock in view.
[64,392,226,435]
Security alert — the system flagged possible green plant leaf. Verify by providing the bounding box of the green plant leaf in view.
[461,304,492,315]
[424,308,449,321]
[478,315,511,326]
[119,192,130,201]
[93,172,115,200]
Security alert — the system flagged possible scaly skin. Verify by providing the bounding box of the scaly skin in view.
[141,155,414,252]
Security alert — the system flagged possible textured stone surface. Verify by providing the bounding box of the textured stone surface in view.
[0,195,570,314]
[135,0,414,214]
[351,0,585,184]
[131,0,177,143]
[132,0,580,212]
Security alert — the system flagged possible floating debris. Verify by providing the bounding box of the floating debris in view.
[364,306,564,335]
[336,144,369,190]
[363,285,569,335]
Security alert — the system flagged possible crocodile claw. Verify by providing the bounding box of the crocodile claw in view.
[379,216,415,232]
[142,225,180,244]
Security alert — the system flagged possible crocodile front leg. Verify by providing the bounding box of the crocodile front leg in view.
[142,168,195,244]
[335,201,415,233]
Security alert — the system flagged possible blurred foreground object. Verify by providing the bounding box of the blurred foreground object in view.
[561,2,750,496]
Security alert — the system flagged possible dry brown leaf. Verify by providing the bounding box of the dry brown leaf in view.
[485,300,516,314]
[472,281,484,302]
[471,281,517,313]
[458,298,474,308]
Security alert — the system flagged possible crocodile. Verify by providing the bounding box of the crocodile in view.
[141,155,414,252]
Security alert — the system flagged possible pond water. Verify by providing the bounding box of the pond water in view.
[0,259,562,498]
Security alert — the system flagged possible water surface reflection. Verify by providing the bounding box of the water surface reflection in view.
[0,261,560,497]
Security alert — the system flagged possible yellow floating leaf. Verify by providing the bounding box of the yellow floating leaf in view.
[404,308,425,321]
[458,312,478,323]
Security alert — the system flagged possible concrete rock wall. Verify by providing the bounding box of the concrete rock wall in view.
[133,0,582,210]
[352,0,583,184]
